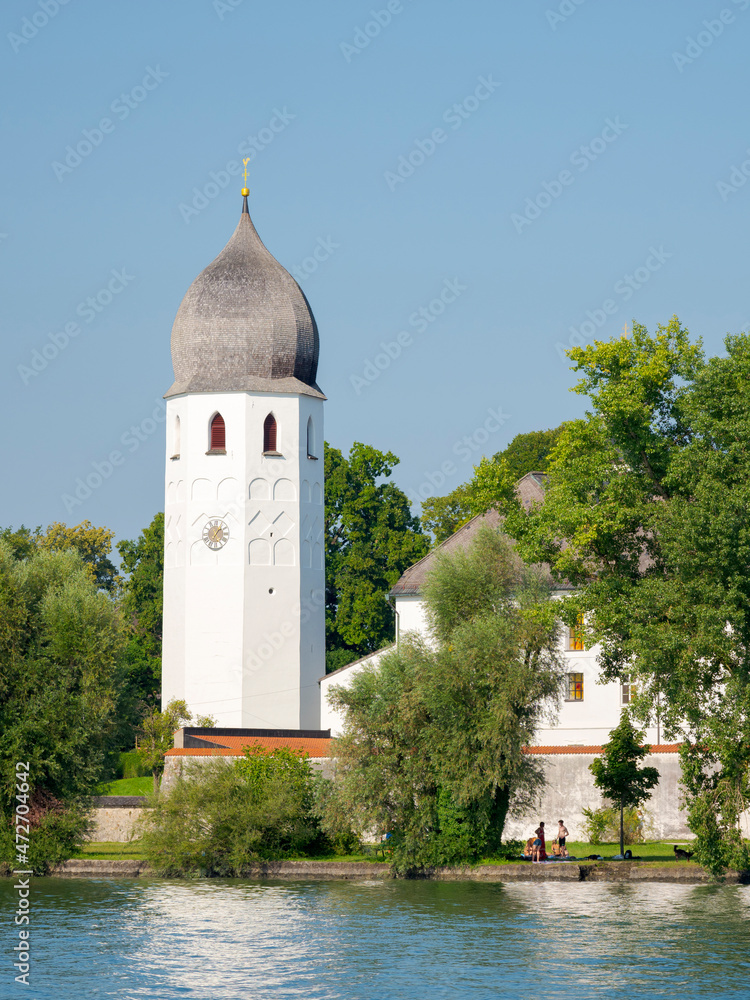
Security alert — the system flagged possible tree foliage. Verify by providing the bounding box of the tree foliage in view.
[38,520,119,592]
[0,541,124,872]
[136,698,215,794]
[420,427,564,545]
[492,425,566,481]
[139,745,329,875]
[325,442,429,670]
[117,512,164,707]
[325,527,563,871]
[508,317,750,873]
[589,713,659,855]
[0,520,119,592]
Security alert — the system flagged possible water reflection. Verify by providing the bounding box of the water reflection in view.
[1,878,748,999]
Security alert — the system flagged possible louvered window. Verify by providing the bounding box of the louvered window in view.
[263,414,278,454]
[209,413,226,452]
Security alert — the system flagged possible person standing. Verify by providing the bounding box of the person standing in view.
[533,821,547,861]
[557,820,569,857]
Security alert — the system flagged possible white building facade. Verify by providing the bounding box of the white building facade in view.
[162,195,325,729]
[321,474,661,748]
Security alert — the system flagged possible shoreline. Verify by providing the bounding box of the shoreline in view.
[10,858,746,883]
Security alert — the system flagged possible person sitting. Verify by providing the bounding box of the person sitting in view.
[522,837,536,860]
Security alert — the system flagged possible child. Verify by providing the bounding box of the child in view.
[557,820,569,858]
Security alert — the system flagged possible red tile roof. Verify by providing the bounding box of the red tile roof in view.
[525,744,682,755]
[166,738,681,759]
[166,735,332,757]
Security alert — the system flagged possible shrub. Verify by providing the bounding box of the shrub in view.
[0,796,91,875]
[119,751,148,779]
[582,805,650,844]
[139,746,331,875]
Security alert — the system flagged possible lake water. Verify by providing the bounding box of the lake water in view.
[3,877,750,999]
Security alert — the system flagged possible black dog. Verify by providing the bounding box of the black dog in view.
[673,845,693,860]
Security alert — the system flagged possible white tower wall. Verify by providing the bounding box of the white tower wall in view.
[163,390,325,728]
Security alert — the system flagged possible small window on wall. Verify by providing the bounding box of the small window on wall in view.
[263,414,278,454]
[568,613,585,651]
[208,413,226,453]
[307,416,317,459]
[621,674,636,705]
[171,415,181,459]
[566,672,584,701]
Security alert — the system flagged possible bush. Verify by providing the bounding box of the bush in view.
[0,797,91,875]
[119,751,148,779]
[139,746,331,875]
[582,805,649,844]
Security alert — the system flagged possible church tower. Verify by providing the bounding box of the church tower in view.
[161,190,325,729]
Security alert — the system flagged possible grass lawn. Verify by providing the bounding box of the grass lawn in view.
[77,841,146,860]
[480,840,697,865]
[74,840,698,866]
[94,776,153,796]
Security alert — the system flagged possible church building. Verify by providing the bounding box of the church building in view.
[161,190,326,730]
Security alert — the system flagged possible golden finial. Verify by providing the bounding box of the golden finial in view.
[622,323,628,339]
[241,158,250,197]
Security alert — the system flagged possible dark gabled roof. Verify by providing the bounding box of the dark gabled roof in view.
[166,198,324,399]
[390,471,553,598]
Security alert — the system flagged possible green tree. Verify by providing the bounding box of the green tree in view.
[325,527,563,871]
[589,713,659,856]
[493,425,566,480]
[325,442,429,671]
[420,484,473,546]
[508,317,750,874]
[0,541,125,873]
[136,698,215,794]
[420,427,563,546]
[0,525,41,561]
[117,513,164,707]
[39,520,119,592]
[139,744,329,875]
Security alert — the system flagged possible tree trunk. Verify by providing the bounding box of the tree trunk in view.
[153,770,160,796]
[620,796,624,856]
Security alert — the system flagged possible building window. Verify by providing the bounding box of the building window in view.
[263,414,278,454]
[568,613,585,651]
[307,416,317,459]
[621,674,635,705]
[208,413,226,453]
[171,415,181,459]
[566,672,584,701]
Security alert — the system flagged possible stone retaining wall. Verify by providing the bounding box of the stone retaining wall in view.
[88,797,147,843]
[46,858,747,884]
[503,750,690,841]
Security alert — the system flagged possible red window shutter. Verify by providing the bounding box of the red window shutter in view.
[210,413,226,450]
[264,414,277,453]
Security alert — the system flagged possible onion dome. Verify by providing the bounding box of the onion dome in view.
[166,196,323,398]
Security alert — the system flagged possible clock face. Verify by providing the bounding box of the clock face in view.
[202,518,229,550]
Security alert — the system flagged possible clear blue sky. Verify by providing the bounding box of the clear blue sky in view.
[2,0,749,549]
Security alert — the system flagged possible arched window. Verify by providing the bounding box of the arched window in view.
[263,413,278,454]
[209,413,226,453]
[306,416,316,459]
[172,415,181,459]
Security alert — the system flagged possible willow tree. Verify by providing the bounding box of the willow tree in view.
[325,527,563,870]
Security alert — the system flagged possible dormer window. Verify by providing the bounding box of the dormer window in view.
[263,414,280,455]
[207,413,226,454]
